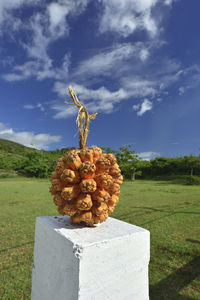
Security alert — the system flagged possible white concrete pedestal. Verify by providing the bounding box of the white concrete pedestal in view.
[31,216,150,300]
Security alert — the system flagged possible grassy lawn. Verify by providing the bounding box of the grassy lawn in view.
[0,178,200,299]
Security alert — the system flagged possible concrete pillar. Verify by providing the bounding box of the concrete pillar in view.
[31,216,150,300]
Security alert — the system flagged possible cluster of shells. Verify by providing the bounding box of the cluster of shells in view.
[50,147,123,226]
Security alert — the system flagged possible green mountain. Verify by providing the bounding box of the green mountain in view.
[0,139,38,176]
[0,139,73,178]
[0,138,39,155]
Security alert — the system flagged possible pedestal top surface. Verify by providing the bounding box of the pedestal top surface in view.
[37,216,149,246]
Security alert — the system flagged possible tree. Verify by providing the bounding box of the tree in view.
[184,154,200,176]
[116,146,141,180]
[150,157,171,175]
[101,147,117,154]
[137,160,152,178]
[22,152,52,178]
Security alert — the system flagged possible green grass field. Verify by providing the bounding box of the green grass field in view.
[0,178,200,300]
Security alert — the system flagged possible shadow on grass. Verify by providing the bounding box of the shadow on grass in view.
[154,181,184,186]
[150,256,200,300]
[116,204,200,226]
[139,206,200,225]
[186,239,200,245]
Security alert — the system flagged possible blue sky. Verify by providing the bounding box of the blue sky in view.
[0,0,200,159]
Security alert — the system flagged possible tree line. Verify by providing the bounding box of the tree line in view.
[0,145,200,183]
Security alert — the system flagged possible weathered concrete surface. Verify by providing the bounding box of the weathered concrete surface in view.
[31,216,150,300]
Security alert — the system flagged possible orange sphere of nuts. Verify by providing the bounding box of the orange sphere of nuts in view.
[49,86,123,226]
[50,148,123,226]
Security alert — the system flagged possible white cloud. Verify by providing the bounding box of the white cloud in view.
[23,13,50,62]
[139,48,149,61]
[138,151,160,160]
[164,0,174,5]
[0,123,61,149]
[172,142,179,145]
[37,103,45,112]
[69,84,128,103]
[122,77,157,98]
[75,43,135,79]
[3,53,71,82]
[52,83,129,118]
[98,0,176,38]
[23,103,45,111]
[52,76,160,118]
[47,0,89,35]
[3,61,42,81]
[23,104,35,109]
[1,0,86,81]
[133,104,140,111]
[53,81,68,98]
[72,42,156,87]
[52,73,159,117]
[0,0,39,25]
[48,2,70,37]
[99,0,160,37]
[138,99,153,116]
[51,104,77,119]
[178,86,185,95]
[2,73,25,82]
[54,82,127,103]
[0,56,14,67]
[133,99,153,116]
[47,0,90,37]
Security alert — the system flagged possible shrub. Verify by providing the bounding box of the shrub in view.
[183,175,200,185]
[0,171,18,178]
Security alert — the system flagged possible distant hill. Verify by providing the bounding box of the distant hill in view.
[0,138,72,155]
[0,139,74,178]
[0,138,39,155]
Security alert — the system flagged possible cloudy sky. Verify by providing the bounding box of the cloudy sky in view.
[0,0,200,159]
